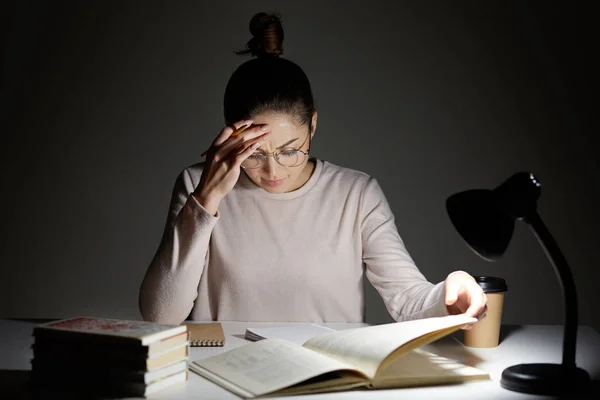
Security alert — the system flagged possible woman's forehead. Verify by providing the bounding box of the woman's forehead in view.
[252,113,307,146]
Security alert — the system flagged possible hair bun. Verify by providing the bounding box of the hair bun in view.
[237,12,284,57]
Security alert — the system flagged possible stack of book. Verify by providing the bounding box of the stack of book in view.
[31,316,190,397]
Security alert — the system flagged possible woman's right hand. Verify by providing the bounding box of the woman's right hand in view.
[192,119,271,215]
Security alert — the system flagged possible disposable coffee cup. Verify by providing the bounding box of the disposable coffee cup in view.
[463,276,508,348]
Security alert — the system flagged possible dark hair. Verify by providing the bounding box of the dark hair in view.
[223,12,316,132]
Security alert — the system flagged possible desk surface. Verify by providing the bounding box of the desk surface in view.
[1,319,599,399]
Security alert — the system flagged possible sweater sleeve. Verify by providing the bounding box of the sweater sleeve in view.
[360,177,450,321]
[138,167,218,324]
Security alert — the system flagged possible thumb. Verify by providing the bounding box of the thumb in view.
[445,282,459,305]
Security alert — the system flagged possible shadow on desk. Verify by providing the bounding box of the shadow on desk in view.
[426,325,526,371]
[556,380,600,400]
[498,325,525,343]
[0,370,31,400]
[2,369,599,399]
[592,380,600,396]
[449,324,525,345]
[0,369,149,400]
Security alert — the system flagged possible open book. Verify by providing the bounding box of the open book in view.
[189,315,490,398]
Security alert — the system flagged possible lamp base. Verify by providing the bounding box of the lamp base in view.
[500,363,591,396]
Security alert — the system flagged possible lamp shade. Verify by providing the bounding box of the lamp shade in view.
[445,172,541,262]
[446,189,513,261]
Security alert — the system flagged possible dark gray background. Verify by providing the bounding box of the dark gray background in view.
[2,1,597,332]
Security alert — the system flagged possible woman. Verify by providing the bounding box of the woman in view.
[139,12,487,326]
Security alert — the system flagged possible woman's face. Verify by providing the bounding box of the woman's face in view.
[242,112,316,194]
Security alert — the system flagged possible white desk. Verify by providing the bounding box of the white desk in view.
[1,319,599,399]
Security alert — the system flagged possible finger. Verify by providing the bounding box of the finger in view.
[464,286,486,318]
[213,120,253,147]
[445,281,460,306]
[205,120,252,157]
[227,123,270,145]
[465,301,484,318]
[233,139,263,167]
[480,304,488,318]
[473,295,488,319]
[464,307,488,331]
[231,124,251,137]
[217,125,271,157]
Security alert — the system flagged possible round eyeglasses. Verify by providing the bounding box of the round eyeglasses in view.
[241,134,311,169]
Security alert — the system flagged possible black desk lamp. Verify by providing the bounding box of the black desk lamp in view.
[445,172,591,396]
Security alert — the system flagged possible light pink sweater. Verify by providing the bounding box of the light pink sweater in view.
[139,159,450,324]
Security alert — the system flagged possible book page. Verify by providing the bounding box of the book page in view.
[189,339,368,398]
[245,324,335,345]
[371,348,490,388]
[302,315,476,379]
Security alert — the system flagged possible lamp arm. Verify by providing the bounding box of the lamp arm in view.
[525,211,578,368]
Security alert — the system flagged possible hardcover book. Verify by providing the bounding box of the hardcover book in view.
[33,316,188,346]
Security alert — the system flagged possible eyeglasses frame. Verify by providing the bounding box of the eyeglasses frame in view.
[241,131,312,169]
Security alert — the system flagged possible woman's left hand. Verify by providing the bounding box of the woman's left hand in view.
[444,271,488,329]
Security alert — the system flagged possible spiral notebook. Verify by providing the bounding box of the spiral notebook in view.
[184,322,226,347]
